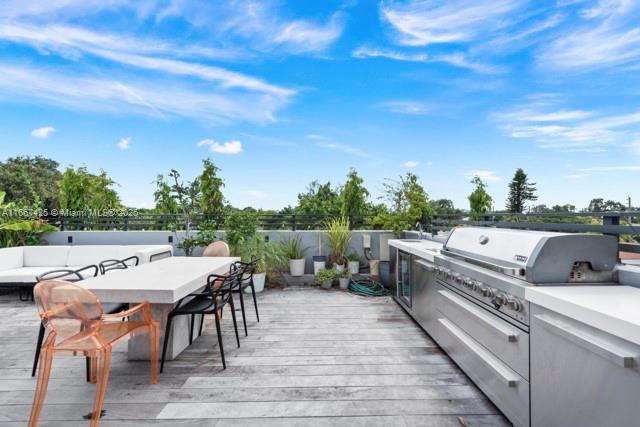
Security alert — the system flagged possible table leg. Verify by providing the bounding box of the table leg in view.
[128,303,202,361]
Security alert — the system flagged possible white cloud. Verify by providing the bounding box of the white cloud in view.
[198,139,243,154]
[30,126,55,138]
[380,0,523,46]
[352,46,428,62]
[305,134,329,141]
[403,160,419,168]
[381,101,431,115]
[432,52,507,74]
[117,137,131,150]
[307,134,369,158]
[0,63,290,125]
[493,99,640,151]
[352,45,503,74]
[273,13,345,53]
[540,1,640,70]
[465,170,500,182]
[0,24,292,97]
[215,1,344,54]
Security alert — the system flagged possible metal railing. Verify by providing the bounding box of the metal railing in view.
[430,211,640,253]
[44,213,375,232]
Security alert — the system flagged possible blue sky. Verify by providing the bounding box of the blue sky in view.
[0,0,638,210]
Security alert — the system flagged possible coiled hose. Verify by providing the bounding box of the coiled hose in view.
[348,278,390,297]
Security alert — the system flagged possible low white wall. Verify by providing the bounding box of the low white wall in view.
[43,230,395,272]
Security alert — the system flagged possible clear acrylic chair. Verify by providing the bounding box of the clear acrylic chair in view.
[29,280,159,427]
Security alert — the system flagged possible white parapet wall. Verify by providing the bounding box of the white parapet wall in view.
[44,230,396,273]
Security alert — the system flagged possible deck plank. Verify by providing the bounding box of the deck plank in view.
[0,286,509,425]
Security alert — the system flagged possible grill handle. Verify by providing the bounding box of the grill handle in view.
[438,317,520,387]
[534,314,636,368]
[438,289,519,343]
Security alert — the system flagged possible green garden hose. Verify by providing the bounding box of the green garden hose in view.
[347,278,390,297]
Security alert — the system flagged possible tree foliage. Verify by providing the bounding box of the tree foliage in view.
[199,158,225,216]
[296,180,341,217]
[224,210,259,255]
[586,198,627,212]
[58,166,121,211]
[506,168,537,213]
[468,176,493,218]
[340,168,370,224]
[375,173,431,236]
[430,199,458,215]
[0,156,62,209]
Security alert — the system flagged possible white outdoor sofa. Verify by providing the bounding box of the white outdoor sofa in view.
[0,245,173,297]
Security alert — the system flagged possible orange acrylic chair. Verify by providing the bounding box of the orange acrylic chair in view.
[202,241,231,257]
[29,280,160,427]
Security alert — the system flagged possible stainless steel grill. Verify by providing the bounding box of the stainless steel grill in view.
[433,227,620,426]
[434,227,618,327]
[393,227,620,427]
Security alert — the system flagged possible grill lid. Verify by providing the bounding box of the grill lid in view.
[442,227,618,283]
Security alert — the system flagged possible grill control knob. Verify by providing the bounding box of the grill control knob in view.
[507,297,523,312]
[472,281,482,292]
[495,293,509,306]
[463,278,474,289]
[480,286,495,298]
[455,274,464,284]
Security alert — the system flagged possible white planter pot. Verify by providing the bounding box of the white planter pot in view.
[289,259,305,276]
[313,261,325,275]
[338,278,350,290]
[321,280,333,289]
[334,264,345,272]
[247,272,266,293]
[348,261,359,275]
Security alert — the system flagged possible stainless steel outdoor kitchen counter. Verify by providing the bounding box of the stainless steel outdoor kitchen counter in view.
[388,227,638,427]
[525,285,640,345]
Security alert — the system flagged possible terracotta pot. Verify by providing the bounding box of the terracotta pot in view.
[338,278,350,290]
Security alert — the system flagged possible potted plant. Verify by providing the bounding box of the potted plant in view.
[282,235,308,277]
[337,268,351,290]
[240,234,267,292]
[176,235,199,256]
[240,234,288,293]
[315,268,336,290]
[347,252,360,275]
[325,217,351,271]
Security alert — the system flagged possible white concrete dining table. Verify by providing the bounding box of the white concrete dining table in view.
[79,256,239,361]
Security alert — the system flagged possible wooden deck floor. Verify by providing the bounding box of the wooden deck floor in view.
[0,286,510,426]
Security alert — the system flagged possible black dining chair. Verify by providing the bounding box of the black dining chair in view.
[31,266,129,378]
[195,257,261,340]
[160,266,241,372]
[99,255,139,274]
[233,256,261,326]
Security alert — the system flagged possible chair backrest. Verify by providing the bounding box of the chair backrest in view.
[99,256,139,274]
[208,265,242,297]
[37,269,84,283]
[202,241,230,257]
[33,280,104,341]
[234,256,260,279]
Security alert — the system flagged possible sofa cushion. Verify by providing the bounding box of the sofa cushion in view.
[132,245,173,263]
[22,246,71,267]
[0,266,67,283]
[0,247,24,270]
[66,246,124,267]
